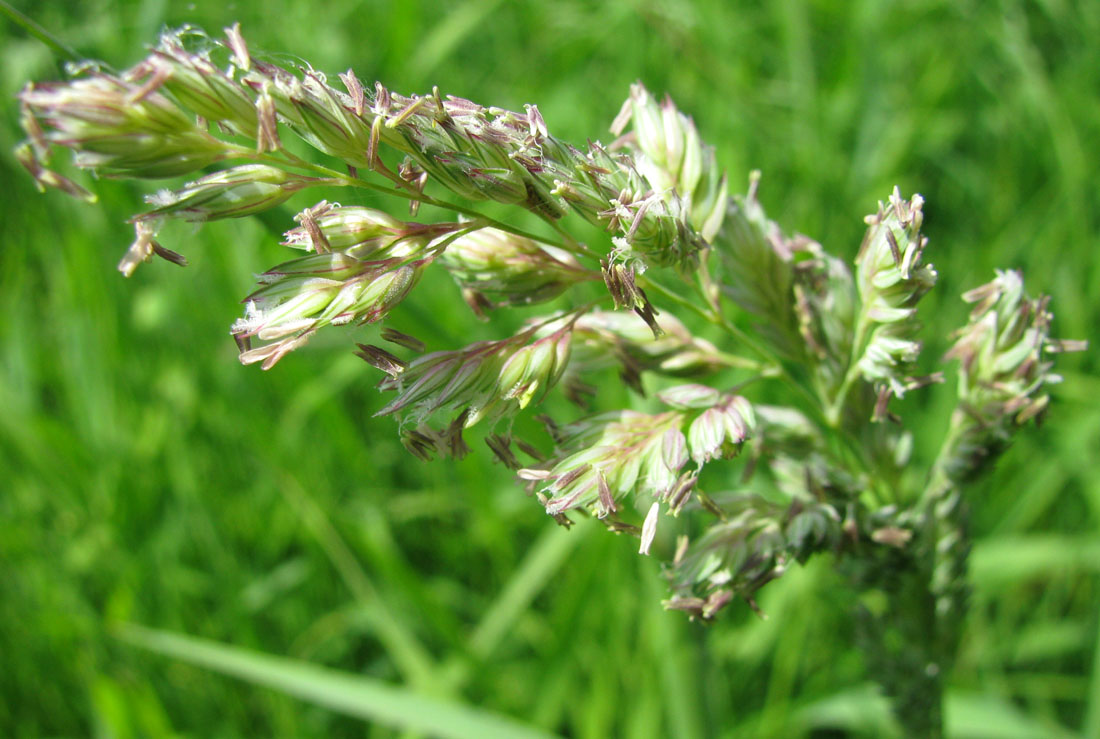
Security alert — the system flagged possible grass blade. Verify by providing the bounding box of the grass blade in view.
[118,624,559,739]
[468,525,579,659]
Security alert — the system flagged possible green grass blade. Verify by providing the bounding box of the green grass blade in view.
[971,535,1100,586]
[436,524,581,694]
[406,0,506,79]
[794,683,901,738]
[1085,617,1100,739]
[0,0,82,66]
[278,473,440,692]
[945,691,1078,739]
[468,525,579,659]
[117,624,559,739]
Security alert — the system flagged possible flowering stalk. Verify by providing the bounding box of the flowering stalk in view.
[19,72,230,179]
[834,188,939,422]
[233,253,430,370]
[610,82,728,243]
[918,270,1084,667]
[14,23,1086,736]
[375,311,580,439]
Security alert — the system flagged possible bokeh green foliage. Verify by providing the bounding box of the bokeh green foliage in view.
[1,0,1097,736]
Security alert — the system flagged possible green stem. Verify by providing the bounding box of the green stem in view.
[918,409,968,512]
[0,1,84,68]
[703,284,866,466]
[639,273,716,326]
[223,144,578,255]
[824,317,873,426]
[713,351,768,372]
[852,409,974,738]
[917,408,972,669]
[645,271,882,492]
[860,563,944,739]
[547,218,600,263]
[726,365,783,393]
[844,507,944,738]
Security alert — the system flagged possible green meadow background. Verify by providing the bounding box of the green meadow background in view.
[1,1,1097,736]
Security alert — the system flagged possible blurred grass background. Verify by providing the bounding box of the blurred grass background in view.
[1,0,1097,736]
